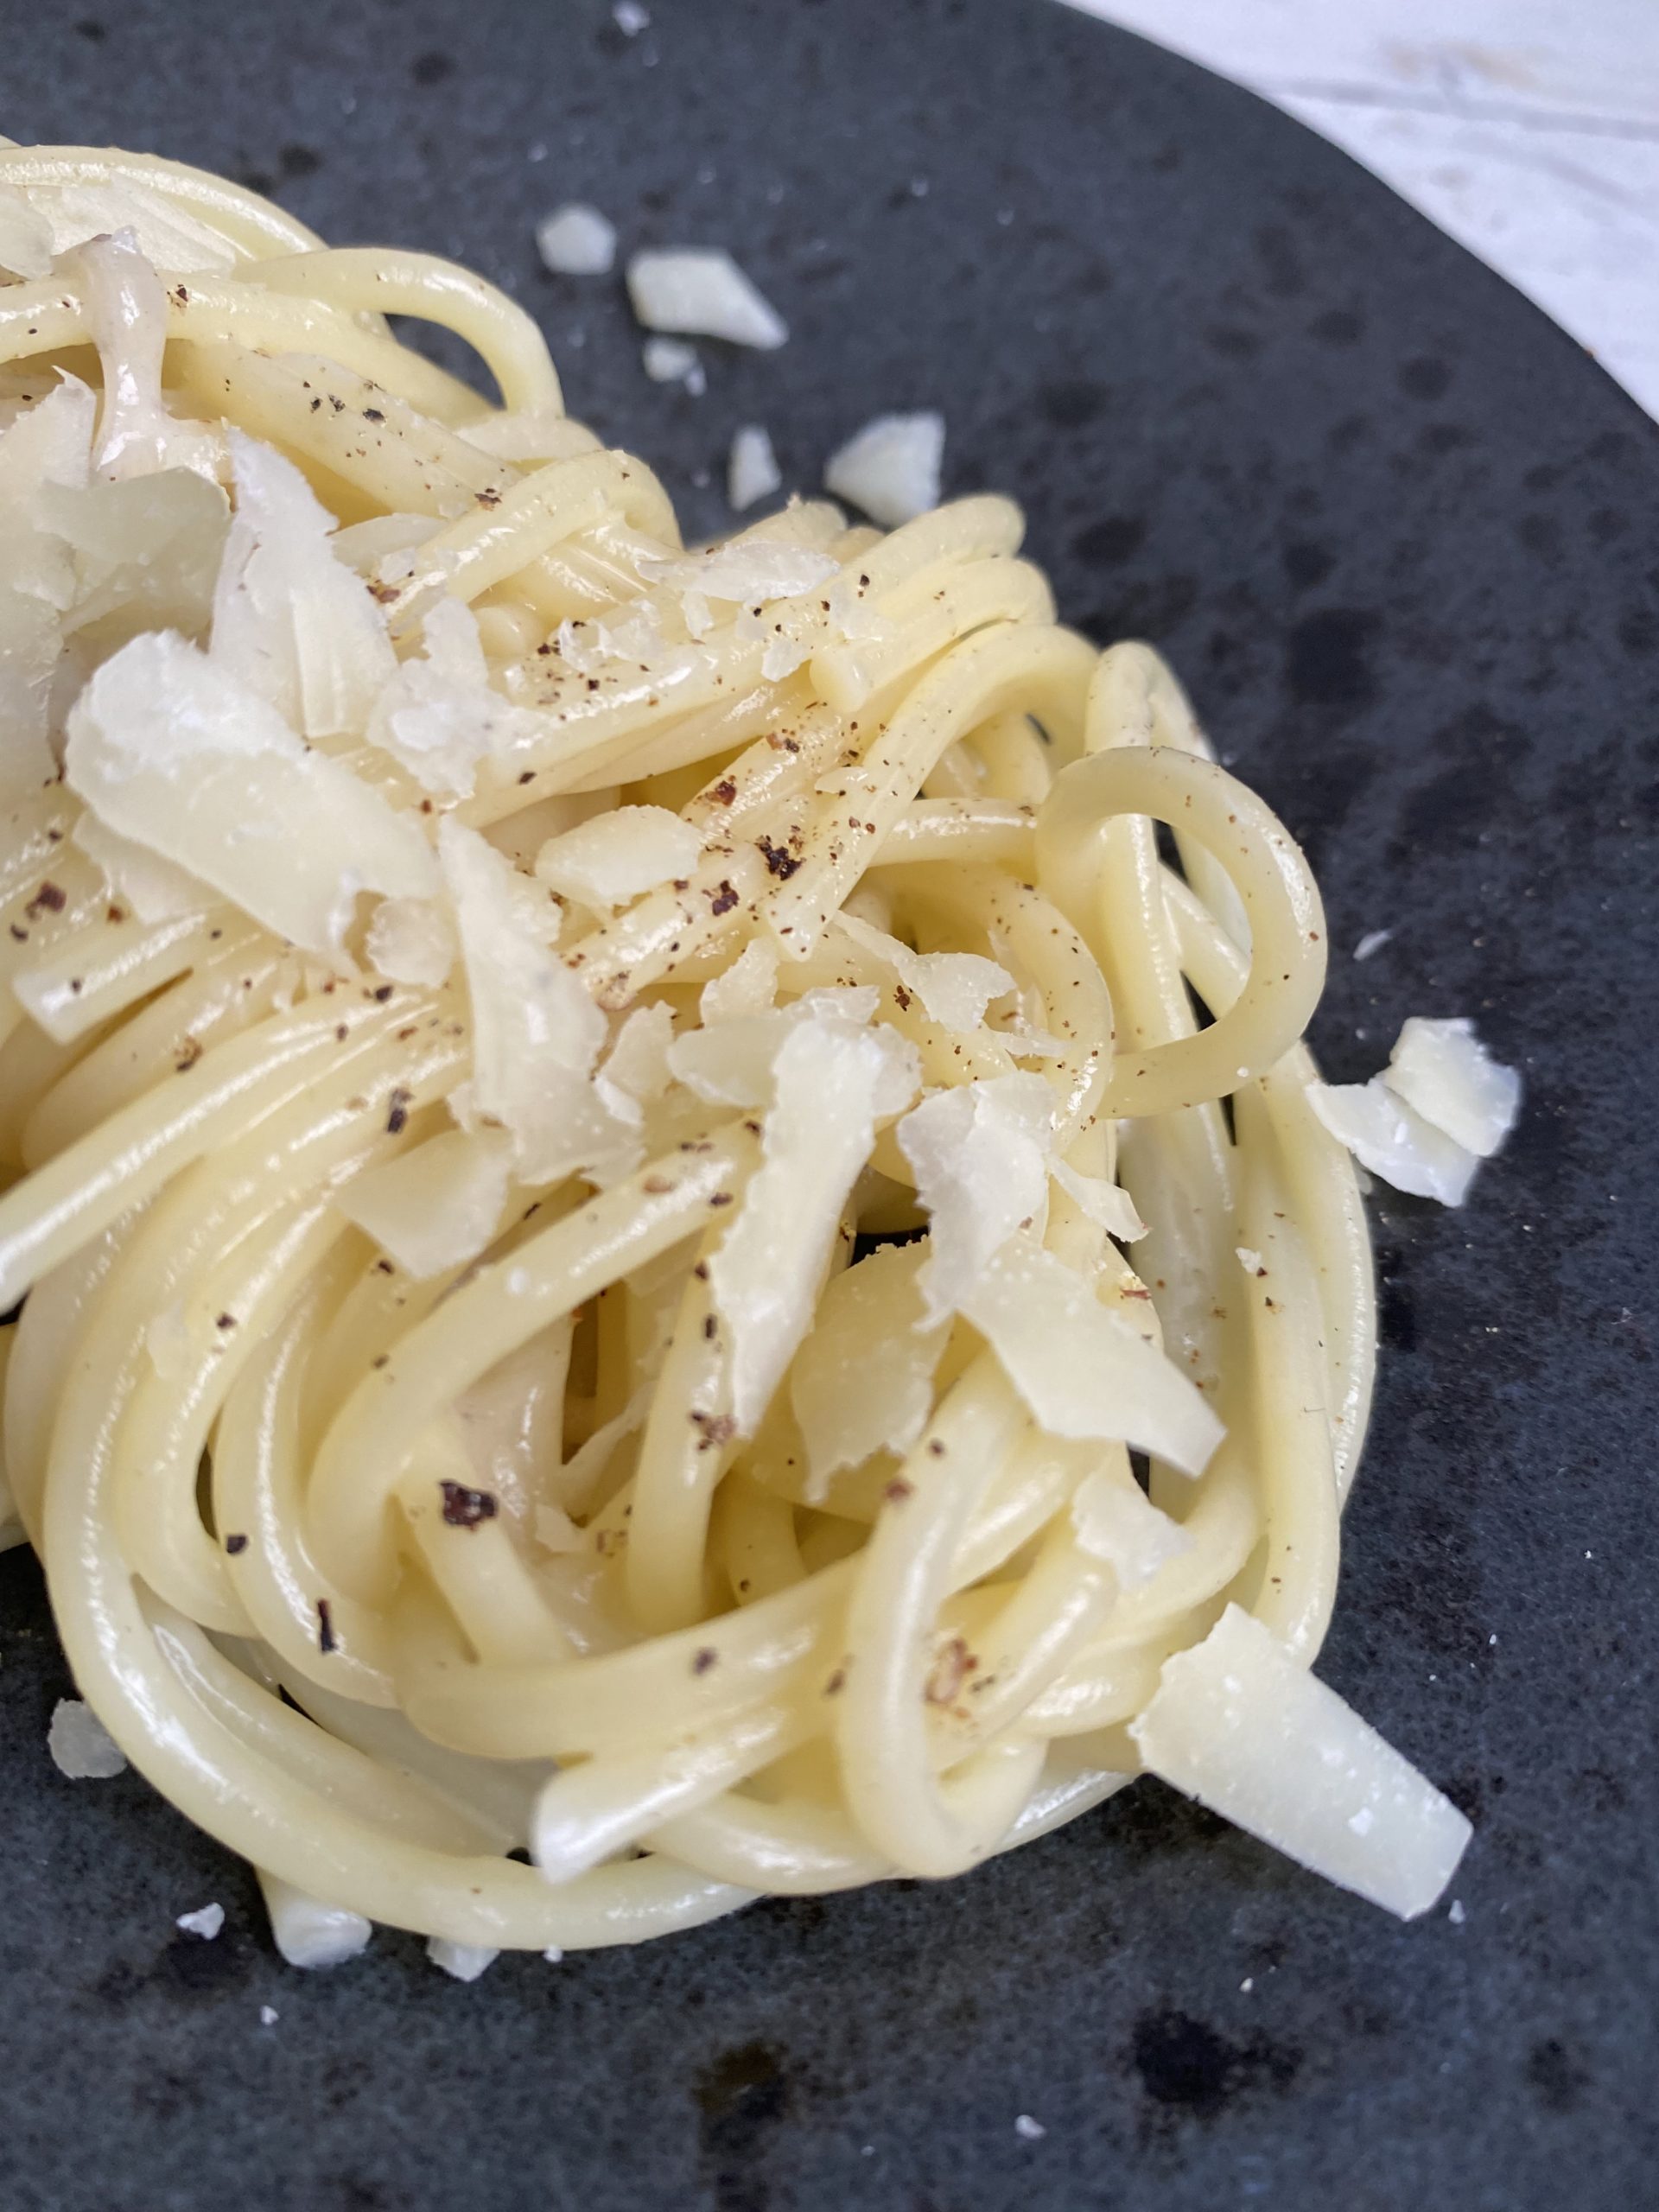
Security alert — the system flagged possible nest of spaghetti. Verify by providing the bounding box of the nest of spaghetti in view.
[0,148,1468,1968]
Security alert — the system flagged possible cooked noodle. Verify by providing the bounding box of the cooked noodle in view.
[0,144,1470,1961]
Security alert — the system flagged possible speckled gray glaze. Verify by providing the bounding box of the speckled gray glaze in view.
[1,3,1655,2208]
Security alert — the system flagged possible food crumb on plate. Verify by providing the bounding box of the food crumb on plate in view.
[176,1903,225,1939]
[48,1699,126,1779]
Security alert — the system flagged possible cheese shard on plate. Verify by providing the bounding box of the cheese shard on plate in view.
[1383,1016,1521,1160]
[626,248,788,349]
[1130,1605,1472,1921]
[1306,1075,1479,1206]
[824,412,944,527]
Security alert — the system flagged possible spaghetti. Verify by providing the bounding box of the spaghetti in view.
[0,145,1471,1966]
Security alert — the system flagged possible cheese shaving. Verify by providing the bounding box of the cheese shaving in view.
[1071,1471,1193,1587]
[440,818,633,1184]
[48,1698,127,1779]
[1383,1016,1521,1160]
[790,1242,947,1496]
[335,1128,514,1280]
[711,1014,918,1433]
[728,424,781,512]
[898,1072,1056,1323]
[626,248,788,350]
[959,1236,1224,1476]
[65,630,439,955]
[836,911,1013,1033]
[535,203,617,277]
[366,895,455,989]
[1130,1606,1472,1920]
[824,411,944,527]
[533,805,702,908]
[1051,1160,1147,1244]
[1306,1075,1480,1207]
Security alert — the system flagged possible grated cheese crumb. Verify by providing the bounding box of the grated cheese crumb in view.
[48,1698,127,1779]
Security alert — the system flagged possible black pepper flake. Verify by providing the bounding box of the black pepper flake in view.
[175,1038,203,1072]
[371,1353,390,1370]
[702,1313,717,1340]
[334,1022,348,1042]
[317,1599,337,1654]
[372,984,394,1002]
[374,1257,396,1275]
[708,1191,734,1208]
[690,1409,735,1452]
[824,1666,847,1695]
[693,1262,709,1281]
[475,485,502,508]
[893,982,913,1012]
[439,1478,498,1529]
[691,1647,718,1675]
[363,406,385,423]
[756,836,801,880]
[385,1086,413,1136]
[518,769,536,785]
[709,880,739,916]
[215,1312,238,1331]
[25,880,66,917]
[225,1534,248,1555]
[309,396,323,413]
[67,977,83,995]
[709,777,737,804]
[884,1477,914,1503]
[8,925,25,942]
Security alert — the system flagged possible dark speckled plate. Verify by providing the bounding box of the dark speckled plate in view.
[3,3,1656,2208]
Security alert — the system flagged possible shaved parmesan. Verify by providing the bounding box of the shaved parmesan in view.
[638,539,836,605]
[366,597,540,798]
[668,988,882,1107]
[48,1697,126,1779]
[1130,1605,1472,1919]
[1235,1245,1266,1278]
[1071,1471,1192,1586]
[1383,1017,1521,1160]
[65,630,439,955]
[728,424,781,512]
[626,248,788,350]
[898,1072,1056,1322]
[1052,1160,1147,1243]
[824,412,944,527]
[260,1873,372,1969]
[836,911,1012,1033]
[534,805,701,908]
[71,810,213,924]
[0,378,98,797]
[440,818,633,1184]
[335,1128,513,1279]
[960,1236,1223,1476]
[366,895,454,988]
[596,1000,676,1119]
[176,1903,225,1940]
[790,1242,945,1496]
[0,185,54,280]
[1306,1077,1479,1207]
[535,203,616,276]
[712,1015,919,1433]
[44,465,231,644]
[1354,927,1392,962]
[641,336,706,395]
[213,429,396,741]
[701,938,779,1023]
[427,1937,499,1981]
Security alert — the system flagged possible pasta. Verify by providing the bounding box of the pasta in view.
[0,143,1473,1968]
